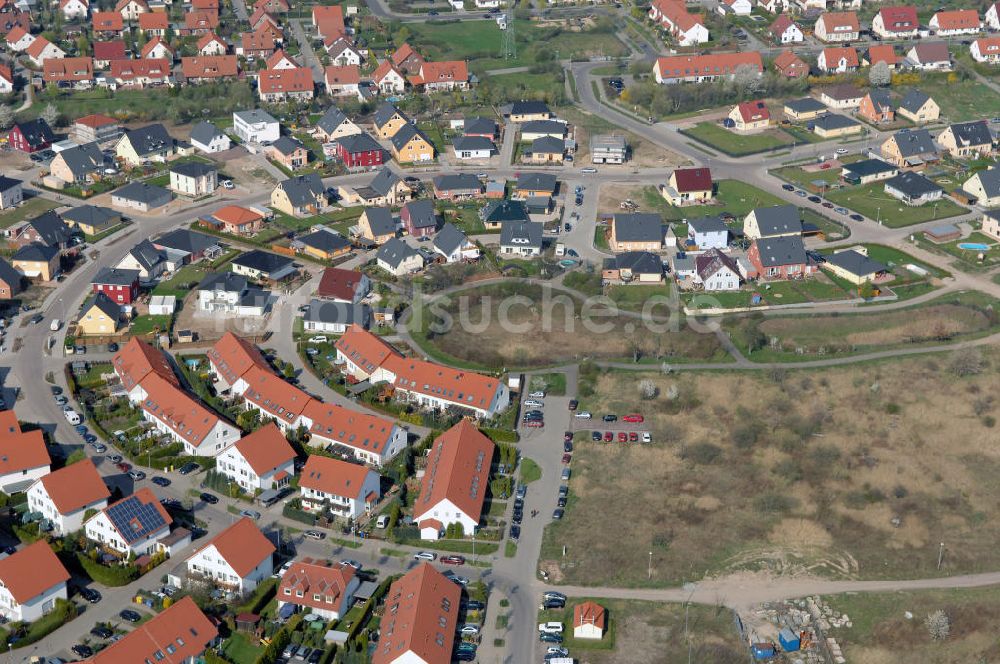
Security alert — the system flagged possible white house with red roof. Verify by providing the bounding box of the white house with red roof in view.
[27,459,109,535]
[197,32,228,57]
[84,487,183,557]
[373,564,460,664]
[298,455,381,518]
[871,6,919,39]
[987,2,1000,30]
[278,558,359,620]
[373,60,406,94]
[0,410,50,494]
[181,518,275,593]
[301,402,407,466]
[574,601,607,640]
[0,65,12,94]
[768,15,803,43]
[89,597,218,664]
[413,420,495,540]
[0,540,70,622]
[317,267,370,304]
[648,0,709,45]
[728,100,770,131]
[60,0,89,20]
[717,0,751,16]
[814,11,860,42]
[929,9,981,36]
[5,27,35,52]
[971,37,1000,63]
[216,422,296,492]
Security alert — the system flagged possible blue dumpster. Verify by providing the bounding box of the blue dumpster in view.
[779,628,801,652]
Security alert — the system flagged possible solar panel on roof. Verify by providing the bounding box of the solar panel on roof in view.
[106,496,167,543]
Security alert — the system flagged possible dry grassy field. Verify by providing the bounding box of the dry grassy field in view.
[542,350,1000,587]
[413,283,726,369]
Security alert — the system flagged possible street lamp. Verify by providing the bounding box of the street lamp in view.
[647,551,652,579]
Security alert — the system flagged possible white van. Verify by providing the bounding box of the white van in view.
[64,410,81,425]
[376,515,389,529]
[49,319,60,331]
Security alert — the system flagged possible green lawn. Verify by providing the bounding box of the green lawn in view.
[151,264,211,298]
[902,79,1000,122]
[130,314,173,336]
[928,231,1000,268]
[486,71,566,101]
[826,183,966,227]
[528,372,567,396]
[655,180,788,222]
[220,633,264,663]
[520,458,542,484]
[608,283,673,312]
[0,197,59,229]
[772,164,842,189]
[683,122,796,156]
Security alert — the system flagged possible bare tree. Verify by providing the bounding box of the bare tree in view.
[638,379,658,400]
[40,103,59,128]
[0,105,12,130]
[925,610,950,641]
[869,61,891,87]
[949,347,985,377]
[732,64,763,96]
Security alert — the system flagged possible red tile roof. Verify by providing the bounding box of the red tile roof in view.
[384,354,502,412]
[574,601,607,631]
[278,558,356,613]
[414,420,494,527]
[373,59,403,83]
[773,50,808,77]
[188,517,275,577]
[302,401,398,455]
[312,4,345,38]
[655,52,763,80]
[866,44,900,66]
[933,9,979,30]
[0,540,69,604]
[207,332,271,386]
[141,36,174,58]
[821,46,859,68]
[298,454,375,500]
[112,58,172,82]
[373,564,461,664]
[212,205,264,227]
[139,374,226,448]
[258,67,313,94]
[414,61,468,86]
[324,64,360,86]
[0,64,11,85]
[768,14,795,37]
[241,365,312,424]
[92,11,124,31]
[974,37,1000,56]
[242,30,277,53]
[877,6,918,32]
[44,56,94,82]
[734,100,770,123]
[93,41,126,60]
[138,11,168,30]
[113,338,179,393]
[672,167,713,192]
[184,10,220,30]
[334,324,402,375]
[317,267,365,301]
[650,0,703,32]
[192,0,220,12]
[25,36,58,59]
[391,43,423,68]
[90,596,218,664]
[820,11,859,31]
[0,410,49,476]
[34,458,108,514]
[231,422,295,477]
[196,32,226,51]
[75,113,117,128]
[181,55,238,79]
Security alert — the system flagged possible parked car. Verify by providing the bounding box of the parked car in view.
[459,625,480,635]
[561,453,572,464]
[72,645,93,658]
[561,468,571,481]
[602,414,617,422]
[79,587,101,603]
[642,432,652,443]
[540,598,565,610]
[781,183,795,191]
[178,462,200,475]
[568,399,578,410]
[339,559,362,570]
[524,420,544,428]
[510,524,520,541]
[552,508,564,520]
[240,509,261,520]
[617,432,627,443]
[282,644,299,659]
[591,431,602,441]
[516,484,527,499]
[116,462,132,473]
[119,609,141,623]
[543,591,567,602]
[563,440,573,453]
[128,470,146,481]
[850,214,864,222]
[539,632,564,644]
[603,431,613,442]
[90,626,113,639]
[308,336,328,343]
[557,495,567,508]
[413,551,436,561]
[528,390,545,398]
[303,530,325,540]
[623,414,644,423]
[524,399,543,408]
[199,492,219,504]
[547,647,570,656]
[441,555,465,565]
[538,622,564,634]
[92,443,107,453]
[151,476,171,487]
[574,411,592,419]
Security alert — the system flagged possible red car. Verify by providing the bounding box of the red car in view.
[603,431,613,442]
[617,432,627,442]
[561,453,572,464]
[116,462,132,473]
[524,420,544,428]
[623,414,644,423]
[628,431,639,442]
[440,555,465,565]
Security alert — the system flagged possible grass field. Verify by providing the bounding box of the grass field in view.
[901,80,1000,122]
[925,231,1000,268]
[683,122,799,156]
[543,350,1000,587]
[684,272,857,311]
[825,183,966,227]
[826,587,1000,663]
[0,197,59,229]
[608,283,673,312]
[528,372,567,396]
[630,180,787,223]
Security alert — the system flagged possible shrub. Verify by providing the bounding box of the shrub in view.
[680,443,722,465]
[753,493,797,515]
[77,553,139,586]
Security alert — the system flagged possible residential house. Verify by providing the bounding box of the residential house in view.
[654,51,764,83]
[372,564,461,664]
[390,43,424,74]
[413,420,494,540]
[513,173,558,199]
[277,559,359,621]
[929,9,980,36]
[864,44,901,69]
[323,64,360,97]
[49,143,106,184]
[317,267,370,303]
[574,602,608,641]
[333,132,386,170]
[769,15,803,43]
[400,199,439,238]
[433,223,479,263]
[92,41,126,70]
[523,135,564,164]
[503,101,552,123]
[297,229,352,261]
[823,248,888,285]
[601,251,662,284]
[116,0,148,20]
[0,410,50,493]
[963,167,1000,206]
[183,11,221,35]
[0,257,20,299]
[9,119,54,153]
[231,250,296,282]
[499,220,543,257]
[115,123,175,165]
[841,158,899,185]
[989,1,1000,30]
[432,174,482,201]
[906,42,952,70]
[812,113,863,138]
[773,51,809,78]
[304,299,371,334]
[71,114,121,144]
[871,6,918,39]
[648,0,709,46]
[12,244,60,281]
[9,211,73,249]
[859,89,895,123]
[718,0,752,15]
[91,12,124,37]
[373,103,410,140]
[744,204,802,240]
[169,162,217,196]
[302,400,407,465]
[728,100,770,130]
[663,167,713,205]
[694,249,742,291]
[520,120,567,141]
[197,32,227,57]
[183,518,275,593]
[258,67,315,103]
[216,423,295,492]
[60,0,89,20]
[312,3,344,38]
[687,215,728,249]
[591,135,627,164]
[271,174,326,217]
[240,29,279,60]
[91,266,139,304]
[880,128,939,167]
[5,27,34,53]
[937,121,993,158]
[480,199,530,230]
[26,459,108,535]
[233,109,280,144]
[326,37,362,67]
[89,598,218,664]
[0,541,69,623]
[610,213,663,252]
[410,60,469,92]
[141,37,175,60]
[266,136,308,171]
[116,239,167,281]
[43,56,94,88]
[26,37,66,67]
[372,59,406,95]
[197,272,271,316]
[817,46,859,73]
[0,177,20,211]
[77,291,121,335]
[315,106,362,142]
[190,121,231,154]
[453,136,495,160]
[981,209,1000,240]
[181,55,239,83]
[390,123,435,163]
[299,455,380,517]
[783,97,827,120]
[109,58,173,88]
[203,205,266,236]
[376,237,423,276]
[84,488,177,556]
[818,83,864,110]
[334,324,509,418]
[137,10,168,36]
[153,229,219,264]
[747,235,816,279]
[0,65,13,94]
[357,207,397,245]
[111,182,172,212]
[884,171,943,205]
[971,37,1000,63]
[814,11,860,42]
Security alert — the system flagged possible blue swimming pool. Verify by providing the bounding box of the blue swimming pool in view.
[958,243,990,251]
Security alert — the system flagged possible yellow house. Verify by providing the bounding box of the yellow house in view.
[61,205,121,236]
[77,292,121,335]
[373,103,409,140]
[357,206,397,245]
[662,168,713,206]
[11,243,60,282]
[897,90,940,124]
[390,124,435,163]
[114,124,176,167]
[270,175,326,218]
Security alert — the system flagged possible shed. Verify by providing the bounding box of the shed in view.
[779,628,800,652]
[148,294,176,315]
[923,224,960,243]
[236,613,260,634]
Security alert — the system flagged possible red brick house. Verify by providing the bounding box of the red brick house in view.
[9,119,54,153]
[91,266,140,304]
[747,236,816,280]
[773,50,808,79]
[400,199,438,239]
[333,132,386,170]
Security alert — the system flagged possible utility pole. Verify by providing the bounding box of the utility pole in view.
[937,541,945,569]
[500,0,516,60]
[647,551,652,579]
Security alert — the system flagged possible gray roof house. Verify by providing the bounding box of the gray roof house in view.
[154,229,219,259]
[884,128,939,166]
[196,272,271,315]
[602,251,662,281]
[480,199,530,228]
[298,229,352,257]
[401,199,439,235]
[884,171,943,205]
[61,205,119,234]
[520,120,567,138]
[276,174,326,214]
[231,250,296,281]
[316,106,355,138]
[117,238,167,280]
[362,206,396,238]
[304,299,371,333]
[0,257,23,296]
[373,102,409,132]
[119,124,175,159]
[612,212,663,248]
[753,235,809,268]
[111,181,172,212]
[368,168,403,198]
[463,116,498,138]
[432,174,482,199]
[433,222,478,263]
[376,237,423,275]
[15,211,74,248]
[53,142,104,182]
[453,136,496,157]
[744,204,802,240]
[499,220,543,256]
[823,249,888,281]
[514,172,557,196]
[189,121,230,153]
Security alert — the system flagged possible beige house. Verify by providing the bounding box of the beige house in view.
[77,292,121,335]
[963,168,1000,208]
[897,90,940,124]
[981,210,1000,241]
[609,213,664,252]
[357,207,396,245]
[12,244,60,281]
[936,122,993,159]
